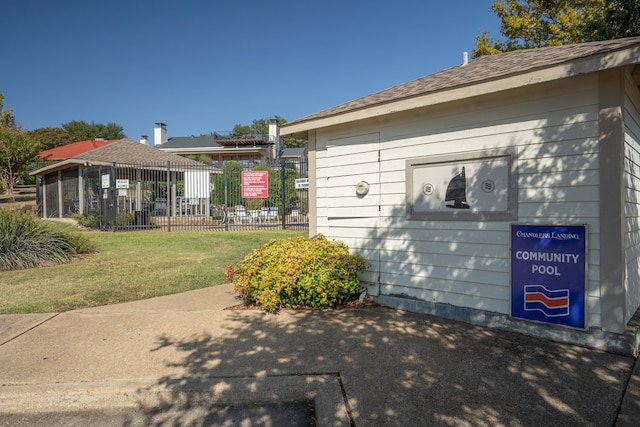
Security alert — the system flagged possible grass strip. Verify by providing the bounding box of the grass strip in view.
[0,230,304,313]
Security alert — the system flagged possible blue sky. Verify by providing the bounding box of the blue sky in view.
[1,1,500,142]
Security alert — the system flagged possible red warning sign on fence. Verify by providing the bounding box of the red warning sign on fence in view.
[241,171,269,198]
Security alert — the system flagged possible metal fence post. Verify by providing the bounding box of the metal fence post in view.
[166,161,171,232]
[111,163,117,230]
[224,160,229,231]
[86,157,307,233]
[98,166,104,231]
[281,159,286,229]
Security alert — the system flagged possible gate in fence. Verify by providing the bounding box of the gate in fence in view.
[78,159,308,231]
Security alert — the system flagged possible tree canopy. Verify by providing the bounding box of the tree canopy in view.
[0,94,39,194]
[29,121,126,151]
[61,120,126,142]
[0,93,129,194]
[593,0,640,40]
[0,93,16,129]
[28,127,76,151]
[0,127,40,195]
[473,0,640,57]
[232,116,306,150]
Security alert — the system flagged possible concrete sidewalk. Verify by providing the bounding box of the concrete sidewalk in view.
[0,284,639,426]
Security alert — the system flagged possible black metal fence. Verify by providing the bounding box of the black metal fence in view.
[76,159,308,231]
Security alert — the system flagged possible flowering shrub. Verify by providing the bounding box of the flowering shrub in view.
[227,234,369,312]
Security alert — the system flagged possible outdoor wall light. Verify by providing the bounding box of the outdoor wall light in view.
[356,181,370,197]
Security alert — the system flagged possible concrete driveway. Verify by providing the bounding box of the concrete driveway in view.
[1,284,639,426]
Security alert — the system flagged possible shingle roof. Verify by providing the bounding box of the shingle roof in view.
[160,135,220,149]
[283,37,640,131]
[73,139,203,165]
[157,134,271,151]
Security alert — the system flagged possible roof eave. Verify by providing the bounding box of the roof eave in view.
[159,147,267,154]
[158,147,220,154]
[30,159,112,176]
[281,45,640,137]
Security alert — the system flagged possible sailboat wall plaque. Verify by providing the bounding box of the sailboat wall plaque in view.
[406,149,517,221]
[445,166,470,209]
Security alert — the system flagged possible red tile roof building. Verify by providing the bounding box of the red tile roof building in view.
[39,138,118,160]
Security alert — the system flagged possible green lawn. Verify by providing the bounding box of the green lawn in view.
[0,230,305,314]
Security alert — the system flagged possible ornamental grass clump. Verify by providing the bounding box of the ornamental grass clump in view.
[0,209,93,271]
[228,234,369,312]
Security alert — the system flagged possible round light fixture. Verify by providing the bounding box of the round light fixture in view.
[356,181,370,196]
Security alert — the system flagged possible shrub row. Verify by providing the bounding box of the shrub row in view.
[227,234,369,312]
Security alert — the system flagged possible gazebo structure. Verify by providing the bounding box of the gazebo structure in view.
[30,139,218,228]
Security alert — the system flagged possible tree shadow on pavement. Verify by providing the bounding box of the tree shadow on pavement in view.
[137,304,632,426]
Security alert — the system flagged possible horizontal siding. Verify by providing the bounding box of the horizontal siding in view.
[520,186,599,203]
[317,133,379,218]
[624,73,640,323]
[316,74,602,321]
[517,201,599,219]
[379,283,510,314]
[321,206,380,218]
[317,176,379,199]
[518,151,599,175]
[382,264,510,290]
[318,157,378,176]
[518,169,599,187]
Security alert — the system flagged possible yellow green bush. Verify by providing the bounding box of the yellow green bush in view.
[228,234,369,312]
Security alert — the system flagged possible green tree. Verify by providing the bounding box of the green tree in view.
[0,93,16,129]
[211,161,300,214]
[61,120,126,142]
[254,164,300,212]
[28,127,75,151]
[231,123,252,135]
[185,154,213,164]
[0,93,34,195]
[588,0,640,40]
[232,116,306,150]
[212,161,244,206]
[473,0,640,57]
[0,127,39,195]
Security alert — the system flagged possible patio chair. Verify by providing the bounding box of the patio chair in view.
[153,198,167,216]
[268,206,279,221]
[260,207,270,222]
[234,205,252,224]
[259,207,278,222]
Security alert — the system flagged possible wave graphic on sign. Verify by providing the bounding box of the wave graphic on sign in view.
[524,285,569,317]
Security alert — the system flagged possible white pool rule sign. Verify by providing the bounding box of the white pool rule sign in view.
[295,178,309,189]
